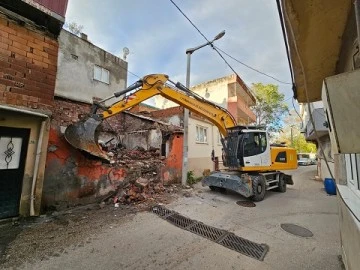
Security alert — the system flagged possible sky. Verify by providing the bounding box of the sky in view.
[65,0,295,107]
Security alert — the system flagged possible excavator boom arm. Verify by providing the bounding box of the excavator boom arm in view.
[64,74,237,159]
[102,74,236,136]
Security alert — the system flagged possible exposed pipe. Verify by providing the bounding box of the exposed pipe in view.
[355,0,360,48]
[30,119,46,216]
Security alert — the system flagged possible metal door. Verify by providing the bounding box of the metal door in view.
[0,127,30,219]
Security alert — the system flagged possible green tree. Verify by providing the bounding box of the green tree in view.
[251,83,288,133]
[64,22,84,36]
[275,110,317,153]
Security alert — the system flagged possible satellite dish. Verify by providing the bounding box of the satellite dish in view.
[123,47,130,60]
[205,88,210,98]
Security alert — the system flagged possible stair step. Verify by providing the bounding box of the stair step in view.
[266,180,278,185]
[266,185,279,190]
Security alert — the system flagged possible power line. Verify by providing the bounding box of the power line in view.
[169,0,211,43]
[118,65,141,79]
[215,46,292,85]
[169,0,243,77]
[169,0,292,86]
[275,0,296,98]
[284,95,293,102]
[291,97,302,122]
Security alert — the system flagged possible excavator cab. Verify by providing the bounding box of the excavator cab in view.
[221,126,270,169]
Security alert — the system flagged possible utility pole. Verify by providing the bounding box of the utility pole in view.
[181,31,226,186]
[290,125,295,147]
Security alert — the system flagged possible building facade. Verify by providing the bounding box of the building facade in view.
[151,74,256,177]
[55,29,128,104]
[44,31,184,208]
[0,0,68,218]
[300,101,332,180]
[281,1,360,269]
[43,29,128,207]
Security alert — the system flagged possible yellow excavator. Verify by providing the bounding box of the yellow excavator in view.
[65,74,297,201]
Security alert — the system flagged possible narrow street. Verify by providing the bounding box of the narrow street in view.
[2,166,341,270]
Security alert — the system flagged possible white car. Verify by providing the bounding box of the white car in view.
[297,154,312,166]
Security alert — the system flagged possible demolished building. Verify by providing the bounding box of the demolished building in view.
[45,98,183,209]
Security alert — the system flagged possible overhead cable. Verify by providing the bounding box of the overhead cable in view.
[169,0,292,86]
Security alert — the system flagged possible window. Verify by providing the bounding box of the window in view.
[94,65,110,84]
[345,154,360,192]
[0,137,22,170]
[243,132,267,157]
[196,126,207,143]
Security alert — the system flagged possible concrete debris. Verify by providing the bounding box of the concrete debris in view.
[135,177,149,188]
[114,182,167,204]
[99,202,106,209]
[183,191,192,198]
[102,147,179,205]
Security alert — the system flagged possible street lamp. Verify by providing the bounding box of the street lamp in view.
[181,30,226,186]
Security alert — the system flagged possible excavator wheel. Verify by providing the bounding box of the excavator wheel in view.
[251,175,266,202]
[275,174,286,193]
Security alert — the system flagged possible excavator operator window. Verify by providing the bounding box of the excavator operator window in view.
[243,132,267,157]
[259,132,267,152]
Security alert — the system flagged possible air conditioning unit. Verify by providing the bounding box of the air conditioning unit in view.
[322,69,360,154]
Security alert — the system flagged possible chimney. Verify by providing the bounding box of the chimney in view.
[80,33,88,41]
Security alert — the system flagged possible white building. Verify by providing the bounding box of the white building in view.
[55,29,128,105]
[300,101,333,180]
[151,74,256,177]
[281,1,360,268]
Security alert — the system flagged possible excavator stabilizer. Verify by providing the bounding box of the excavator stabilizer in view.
[64,116,109,160]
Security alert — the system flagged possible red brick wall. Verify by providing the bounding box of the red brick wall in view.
[52,98,148,133]
[150,106,183,119]
[130,104,159,113]
[0,14,58,111]
[52,98,91,127]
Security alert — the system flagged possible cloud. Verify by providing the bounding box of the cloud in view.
[65,0,293,103]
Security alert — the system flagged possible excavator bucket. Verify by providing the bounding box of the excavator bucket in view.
[64,116,110,160]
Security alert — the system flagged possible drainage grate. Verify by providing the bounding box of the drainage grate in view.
[152,205,268,261]
[280,223,313,238]
[236,201,256,207]
[166,213,196,229]
[219,234,269,261]
[188,222,227,242]
[152,205,173,218]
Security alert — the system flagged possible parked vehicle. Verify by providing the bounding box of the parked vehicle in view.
[297,153,314,166]
[310,158,317,165]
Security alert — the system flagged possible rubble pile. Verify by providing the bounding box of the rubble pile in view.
[113,177,169,205]
[107,146,178,205]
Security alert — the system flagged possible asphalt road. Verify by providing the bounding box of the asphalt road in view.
[17,166,342,270]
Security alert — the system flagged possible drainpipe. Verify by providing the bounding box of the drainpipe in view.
[30,119,46,216]
[355,0,360,47]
